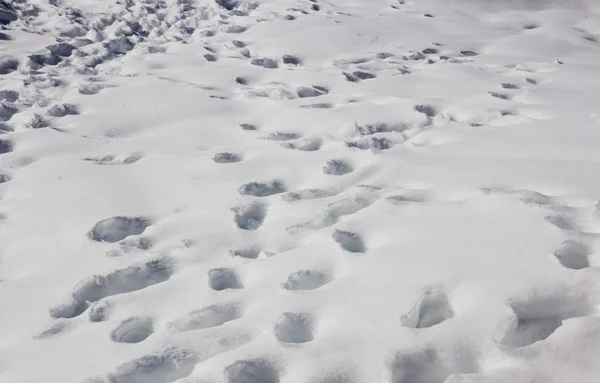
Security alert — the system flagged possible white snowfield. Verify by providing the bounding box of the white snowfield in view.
[1,0,600,382]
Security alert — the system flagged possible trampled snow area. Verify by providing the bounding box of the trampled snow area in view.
[2,0,600,381]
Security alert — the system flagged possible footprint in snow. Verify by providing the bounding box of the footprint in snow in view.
[168,302,243,332]
[499,290,592,348]
[554,239,590,270]
[208,268,243,291]
[274,312,314,343]
[110,316,154,343]
[238,179,286,197]
[84,153,144,165]
[225,359,280,383]
[50,258,173,319]
[232,200,267,230]
[282,269,332,291]
[88,216,151,243]
[402,287,454,329]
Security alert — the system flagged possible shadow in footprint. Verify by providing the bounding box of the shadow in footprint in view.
[111,316,154,343]
[34,320,72,340]
[281,137,322,151]
[264,132,300,141]
[545,215,577,231]
[283,188,338,202]
[499,292,592,348]
[47,103,79,117]
[283,270,331,291]
[50,258,173,319]
[297,86,327,98]
[402,288,454,329]
[168,302,243,332]
[390,348,450,383]
[332,230,366,253]
[209,268,243,291]
[232,201,267,231]
[89,300,111,322]
[213,152,242,163]
[274,312,314,343]
[554,240,590,270]
[88,216,151,243]
[84,153,144,166]
[106,348,198,383]
[225,359,280,383]
[0,139,14,154]
[238,180,286,197]
[389,345,477,383]
[323,159,354,176]
[229,245,261,259]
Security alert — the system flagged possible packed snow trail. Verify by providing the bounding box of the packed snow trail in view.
[2,0,600,382]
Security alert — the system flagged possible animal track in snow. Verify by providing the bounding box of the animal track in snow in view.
[88,216,151,243]
[0,139,14,154]
[344,71,376,82]
[501,83,520,90]
[47,42,76,57]
[499,291,592,348]
[0,57,19,75]
[232,200,267,230]
[346,136,396,151]
[545,215,577,231]
[50,258,173,319]
[414,105,438,118]
[0,103,17,122]
[296,86,328,98]
[111,316,154,343]
[240,123,258,131]
[299,102,333,109]
[84,153,144,166]
[282,270,332,291]
[282,55,301,65]
[89,300,111,322]
[238,179,286,197]
[274,312,314,343]
[289,193,375,231]
[386,190,428,204]
[34,320,72,340]
[263,131,301,141]
[79,83,102,95]
[213,152,242,163]
[0,89,18,102]
[389,346,476,383]
[229,245,262,259]
[216,0,242,11]
[332,229,366,253]
[281,137,322,151]
[489,91,511,100]
[46,103,79,117]
[225,359,280,383]
[106,348,198,383]
[460,50,478,57]
[323,159,354,176]
[208,268,243,291]
[482,187,555,207]
[282,188,339,202]
[251,58,279,69]
[554,239,590,270]
[25,114,52,129]
[168,302,243,332]
[402,288,454,329]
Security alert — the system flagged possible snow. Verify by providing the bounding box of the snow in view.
[1,0,600,382]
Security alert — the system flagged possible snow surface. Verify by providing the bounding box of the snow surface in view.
[1,0,600,382]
